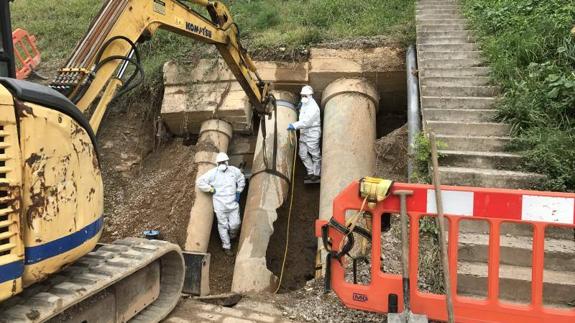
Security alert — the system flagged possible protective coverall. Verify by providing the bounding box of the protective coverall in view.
[292,97,322,177]
[196,165,245,250]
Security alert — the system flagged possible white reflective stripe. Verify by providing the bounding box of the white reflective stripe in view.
[521,195,575,224]
[426,189,474,216]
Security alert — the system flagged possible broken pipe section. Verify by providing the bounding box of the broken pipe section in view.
[317,78,380,277]
[185,119,233,253]
[232,91,298,293]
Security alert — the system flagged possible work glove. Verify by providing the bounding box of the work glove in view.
[209,186,216,194]
[235,192,241,202]
[287,124,296,131]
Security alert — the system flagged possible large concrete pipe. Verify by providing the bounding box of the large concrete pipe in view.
[184,119,233,252]
[232,91,298,293]
[316,78,379,277]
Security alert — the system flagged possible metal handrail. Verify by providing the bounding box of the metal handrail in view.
[406,45,421,182]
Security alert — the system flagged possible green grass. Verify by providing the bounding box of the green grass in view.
[461,0,575,191]
[10,0,414,83]
[10,0,103,67]
[226,0,415,49]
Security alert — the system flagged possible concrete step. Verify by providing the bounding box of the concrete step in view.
[427,120,510,136]
[422,96,496,109]
[417,14,465,21]
[421,76,491,87]
[416,9,460,16]
[418,30,471,39]
[438,166,545,189]
[418,36,475,45]
[439,150,522,170]
[418,0,460,4]
[415,4,460,14]
[421,86,498,97]
[420,67,490,78]
[458,233,575,271]
[418,43,478,52]
[418,1,460,4]
[457,261,575,306]
[434,135,511,152]
[417,3,459,8]
[419,58,485,68]
[416,19,468,26]
[419,50,482,60]
[424,108,497,122]
[417,24,469,32]
[459,220,575,240]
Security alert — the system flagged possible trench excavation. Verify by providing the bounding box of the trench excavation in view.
[101,46,408,296]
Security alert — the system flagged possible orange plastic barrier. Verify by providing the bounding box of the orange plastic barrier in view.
[12,28,40,79]
[316,181,575,323]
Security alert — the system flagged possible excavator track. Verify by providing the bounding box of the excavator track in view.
[0,238,185,322]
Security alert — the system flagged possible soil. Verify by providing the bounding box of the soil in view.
[248,36,405,63]
[267,159,320,292]
[206,158,320,294]
[98,89,196,247]
[274,279,386,322]
[375,124,409,182]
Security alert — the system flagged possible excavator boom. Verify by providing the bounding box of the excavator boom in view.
[51,0,269,132]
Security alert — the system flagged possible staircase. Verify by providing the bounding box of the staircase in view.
[416,0,575,307]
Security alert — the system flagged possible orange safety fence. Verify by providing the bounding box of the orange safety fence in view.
[316,181,575,323]
[12,28,40,79]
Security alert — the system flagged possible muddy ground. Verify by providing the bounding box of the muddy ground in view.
[196,156,320,295]
[98,87,196,246]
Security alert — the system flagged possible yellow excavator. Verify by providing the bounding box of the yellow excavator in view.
[0,0,271,321]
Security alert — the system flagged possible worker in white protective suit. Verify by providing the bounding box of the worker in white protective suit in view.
[287,85,321,181]
[196,152,246,256]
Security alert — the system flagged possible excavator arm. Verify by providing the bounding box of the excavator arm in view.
[50,0,270,132]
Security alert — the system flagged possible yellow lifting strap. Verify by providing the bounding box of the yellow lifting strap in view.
[359,177,394,209]
[338,177,394,256]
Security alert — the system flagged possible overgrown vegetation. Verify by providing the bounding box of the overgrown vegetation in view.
[411,132,446,184]
[11,0,414,88]
[461,0,575,191]
[226,0,415,50]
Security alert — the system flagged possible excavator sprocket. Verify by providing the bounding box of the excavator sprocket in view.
[0,238,185,322]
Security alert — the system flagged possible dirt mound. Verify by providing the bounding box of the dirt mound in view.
[97,90,197,246]
[375,124,408,182]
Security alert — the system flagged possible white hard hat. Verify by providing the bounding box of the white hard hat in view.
[215,152,229,163]
[300,85,314,96]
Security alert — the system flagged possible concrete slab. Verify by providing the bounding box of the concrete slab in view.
[434,134,511,152]
[423,108,497,122]
[309,47,404,91]
[458,233,575,271]
[162,59,308,135]
[308,47,405,112]
[426,121,510,136]
[162,81,252,135]
[163,59,309,87]
[438,149,522,170]
[457,261,575,306]
[438,166,544,189]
